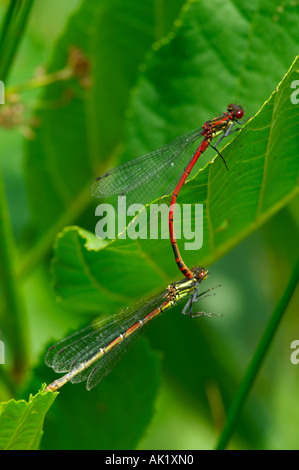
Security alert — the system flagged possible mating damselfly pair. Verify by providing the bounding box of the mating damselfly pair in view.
[45,105,246,391]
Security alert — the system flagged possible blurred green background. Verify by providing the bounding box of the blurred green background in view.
[0,0,298,450]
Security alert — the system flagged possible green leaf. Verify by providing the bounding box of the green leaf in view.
[124,0,298,155]
[23,0,185,238]
[52,56,299,310]
[0,391,56,450]
[22,0,299,278]
[51,225,170,312]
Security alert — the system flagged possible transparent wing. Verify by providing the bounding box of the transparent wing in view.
[91,129,203,207]
[45,290,167,389]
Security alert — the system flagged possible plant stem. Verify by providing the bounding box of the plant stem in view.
[6,67,73,96]
[0,171,28,380]
[0,0,21,51]
[215,257,299,450]
[0,0,35,82]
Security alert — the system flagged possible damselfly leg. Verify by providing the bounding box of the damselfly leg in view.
[181,285,221,318]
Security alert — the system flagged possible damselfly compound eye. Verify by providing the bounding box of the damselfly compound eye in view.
[235,108,244,119]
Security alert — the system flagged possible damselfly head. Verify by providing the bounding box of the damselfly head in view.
[227,103,245,120]
[191,266,209,282]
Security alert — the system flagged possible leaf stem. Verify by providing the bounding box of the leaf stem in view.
[215,257,299,449]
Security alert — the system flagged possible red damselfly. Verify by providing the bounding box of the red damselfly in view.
[45,267,217,391]
[91,104,246,278]
[168,104,245,279]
